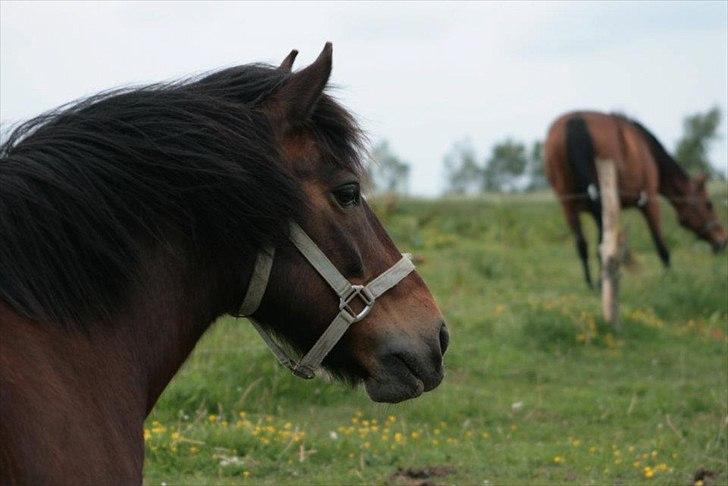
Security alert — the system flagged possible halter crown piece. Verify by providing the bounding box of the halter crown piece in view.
[237,222,415,379]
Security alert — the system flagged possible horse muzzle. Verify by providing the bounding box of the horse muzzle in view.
[364,320,449,403]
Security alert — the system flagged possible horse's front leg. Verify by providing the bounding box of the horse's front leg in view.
[641,199,670,267]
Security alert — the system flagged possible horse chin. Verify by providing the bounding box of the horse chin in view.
[363,361,443,403]
[712,240,727,253]
[364,375,426,403]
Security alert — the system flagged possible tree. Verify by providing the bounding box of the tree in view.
[526,140,548,191]
[367,140,410,195]
[482,139,528,192]
[443,139,482,195]
[674,106,723,177]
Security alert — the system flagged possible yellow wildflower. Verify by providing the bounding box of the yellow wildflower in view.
[150,420,166,434]
[643,466,654,479]
[553,455,565,465]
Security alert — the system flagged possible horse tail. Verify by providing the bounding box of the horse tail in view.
[565,116,596,198]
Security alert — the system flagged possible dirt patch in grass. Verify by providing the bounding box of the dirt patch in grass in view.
[694,467,719,485]
[389,465,456,486]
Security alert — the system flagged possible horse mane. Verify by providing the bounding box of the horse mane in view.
[611,112,689,183]
[0,63,365,328]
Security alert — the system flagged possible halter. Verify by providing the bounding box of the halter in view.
[237,222,415,379]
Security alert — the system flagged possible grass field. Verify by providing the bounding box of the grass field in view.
[144,187,727,485]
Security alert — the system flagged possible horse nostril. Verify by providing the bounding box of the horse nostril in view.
[438,322,450,354]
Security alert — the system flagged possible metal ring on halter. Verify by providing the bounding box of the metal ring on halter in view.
[339,285,374,322]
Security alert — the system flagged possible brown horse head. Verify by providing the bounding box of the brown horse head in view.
[245,44,447,403]
[675,173,727,252]
[0,44,447,482]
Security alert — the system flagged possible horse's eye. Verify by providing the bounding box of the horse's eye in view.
[332,183,361,208]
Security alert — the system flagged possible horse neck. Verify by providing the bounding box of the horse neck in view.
[658,164,691,207]
[10,245,252,417]
[0,247,253,480]
[121,246,253,413]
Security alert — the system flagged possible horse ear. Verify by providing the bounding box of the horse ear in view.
[279,49,298,72]
[273,42,332,123]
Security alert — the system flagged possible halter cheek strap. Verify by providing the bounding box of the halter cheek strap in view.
[237,222,415,380]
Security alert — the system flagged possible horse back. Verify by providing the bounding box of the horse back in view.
[544,111,659,207]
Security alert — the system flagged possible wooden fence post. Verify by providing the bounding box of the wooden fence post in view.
[596,159,621,329]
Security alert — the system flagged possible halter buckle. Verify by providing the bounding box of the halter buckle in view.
[339,285,374,322]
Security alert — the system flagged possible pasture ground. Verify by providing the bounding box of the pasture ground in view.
[144,187,727,485]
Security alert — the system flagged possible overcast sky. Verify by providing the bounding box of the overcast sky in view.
[1,1,726,195]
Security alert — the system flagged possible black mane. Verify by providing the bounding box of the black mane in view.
[612,113,689,183]
[0,63,364,327]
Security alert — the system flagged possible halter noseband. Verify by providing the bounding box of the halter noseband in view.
[238,222,415,379]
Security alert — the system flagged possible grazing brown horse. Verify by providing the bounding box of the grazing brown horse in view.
[544,110,727,287]
[0,44,448,484]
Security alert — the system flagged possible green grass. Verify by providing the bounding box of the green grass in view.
[144,187,728,485]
